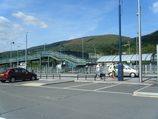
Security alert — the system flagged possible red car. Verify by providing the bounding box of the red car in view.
[0,68,37,83]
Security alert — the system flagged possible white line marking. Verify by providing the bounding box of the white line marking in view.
[134,84,152,92]
[63,83,95,89]
[42,85,131,95]
[0,117,6,119]
[94,84,121,91]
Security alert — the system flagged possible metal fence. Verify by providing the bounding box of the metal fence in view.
[0,64,157,75]
[27,64,157,75]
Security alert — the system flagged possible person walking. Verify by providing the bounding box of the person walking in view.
[110,62,116,78]
[96,63,101,80]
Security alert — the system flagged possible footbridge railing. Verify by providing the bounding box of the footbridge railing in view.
[0,51,86,66]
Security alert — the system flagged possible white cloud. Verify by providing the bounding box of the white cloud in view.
[0,16,25,51]
[0,16,24,41]
[12,12,48,28]
[150,1,158,13]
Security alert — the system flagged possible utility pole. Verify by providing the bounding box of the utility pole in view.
[25,31,28,69]
[137,0,142,83]
[118,0,124,81]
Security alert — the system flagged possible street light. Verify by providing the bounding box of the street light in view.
[44,43,47,54]
[128,41,130,55]
[17,46,20,67]
[82,38,84,59]
[118,0,124,81]
[25,31,28,69]
[137,0,142,83]
[93,44,96,58]
[10,42,15,67]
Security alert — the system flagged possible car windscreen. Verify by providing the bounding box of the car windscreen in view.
[0,69,8,73]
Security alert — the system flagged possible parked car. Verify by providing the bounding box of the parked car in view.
[108,64,139,77]
[0,68,37,83]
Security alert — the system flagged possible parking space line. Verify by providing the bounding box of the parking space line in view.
[134,84,152,92]
[94,84,121,91]
[95,90,131,95]
[63,83,95,89]
[42,84,131,95]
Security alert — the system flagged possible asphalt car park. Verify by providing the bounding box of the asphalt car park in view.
[40,81,150,96]
[1,78,158,119]
[0,75,158,98]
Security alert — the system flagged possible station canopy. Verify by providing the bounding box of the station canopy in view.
[97,53,154,63]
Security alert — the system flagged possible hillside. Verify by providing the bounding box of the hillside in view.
[0,30,158,59]
[130,30,158,54]
[29,30,158,55]
[48,34,131,55]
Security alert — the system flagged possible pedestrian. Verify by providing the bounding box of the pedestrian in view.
[110,62,116,78]
[96,63,101,80]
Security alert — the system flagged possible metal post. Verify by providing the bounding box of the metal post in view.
[25,31,28,69]
[10,42,14,68]
[44,43,47,54]
[82,38,84,59]
[17,46,20,67]
[128,41,130,55]
[137,0,142,83]
[136,34,138,70]
[118,0,123,81]
[156,45,158,85]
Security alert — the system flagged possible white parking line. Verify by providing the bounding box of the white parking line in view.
[94,84,121,91]
[134,84,152,92]
[42,84,131,95]
[0,117,6,119]
[63,83,95,89]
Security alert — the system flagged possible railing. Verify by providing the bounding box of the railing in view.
[0,51,86,65]
[77,74,106,81]
[37,74,61,79]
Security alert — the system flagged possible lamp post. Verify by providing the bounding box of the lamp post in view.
[10,42,15,67]
[17,46,20,67]
[25,31,28,69]
[93,44,96,58]
[117,0,123,81]
[137,0,142,83]
[82,38,84,59]
[44,43,47,54]
[128,41,130,55]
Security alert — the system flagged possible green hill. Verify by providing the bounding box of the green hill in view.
[48,34,131,55]
[1,30,158,59]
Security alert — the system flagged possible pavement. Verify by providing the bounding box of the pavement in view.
[27,74,158,98]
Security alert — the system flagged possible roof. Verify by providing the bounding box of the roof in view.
[97,53,154,62]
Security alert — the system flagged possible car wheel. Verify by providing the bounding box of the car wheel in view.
[30,75,36,80]
[130,73,136,77]
[1,80,6,83]
[10,77,15,83]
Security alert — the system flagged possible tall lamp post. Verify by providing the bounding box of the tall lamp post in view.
[17,46,20,67]
[82,38,84,59]
[137,0,142,83]
[10,42,15,67]
[118,0,123,81]
[44,43,47,54]
[128,41,130,55]
[25,31,28,69]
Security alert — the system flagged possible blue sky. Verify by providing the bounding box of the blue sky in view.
[0,0,158,52]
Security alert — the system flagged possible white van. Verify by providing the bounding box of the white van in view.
[108,64,139,77]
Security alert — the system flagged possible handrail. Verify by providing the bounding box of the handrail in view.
[0,51,86,65]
